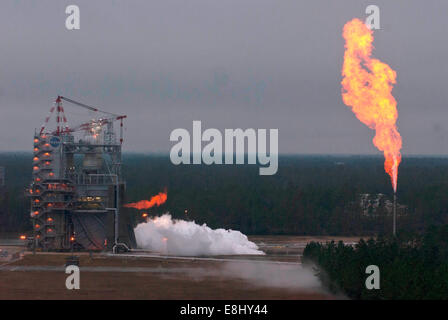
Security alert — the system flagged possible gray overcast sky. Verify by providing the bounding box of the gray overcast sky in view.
[0,0,447,154]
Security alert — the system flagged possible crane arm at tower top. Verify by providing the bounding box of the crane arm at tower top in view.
[45,96,127,144]
[52,116,125,135]
[57,96,127,119]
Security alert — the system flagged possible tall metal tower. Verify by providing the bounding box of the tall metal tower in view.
[28,96,134,251]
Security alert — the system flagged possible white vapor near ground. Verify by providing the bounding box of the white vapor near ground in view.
[134,214,264,256]
[221,262,322,290]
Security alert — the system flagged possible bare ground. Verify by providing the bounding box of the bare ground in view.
[0,252,336,300]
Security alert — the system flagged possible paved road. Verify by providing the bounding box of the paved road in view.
[0,265,200,273]
[108,251,302,265]
[0,239,24,246]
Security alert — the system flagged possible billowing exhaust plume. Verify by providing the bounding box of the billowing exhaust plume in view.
[341,18,402,192]
[124,189,167,210]
[134,214,264,256]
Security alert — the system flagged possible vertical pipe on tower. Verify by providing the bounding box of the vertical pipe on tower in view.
[393,193,397,236]
[116,175,119,246]
[120,119,123,144]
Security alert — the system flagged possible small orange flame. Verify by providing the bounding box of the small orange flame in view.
[124,189,167,210]
[20,235,26,240]
[341,18,402,192]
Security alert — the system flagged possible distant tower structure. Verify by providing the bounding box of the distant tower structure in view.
[28,96,134,252]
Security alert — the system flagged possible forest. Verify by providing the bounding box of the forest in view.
[1,153,448,236]
[303,225,448,299]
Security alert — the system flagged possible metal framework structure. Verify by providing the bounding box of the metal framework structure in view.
[28,96,130,251]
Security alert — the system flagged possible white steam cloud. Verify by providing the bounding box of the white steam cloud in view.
[134,214,264,256]
[221,262,322,290]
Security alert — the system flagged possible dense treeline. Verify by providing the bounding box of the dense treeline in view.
[1,153,448,235]
[303,225,448,299]
[0,153,30,232]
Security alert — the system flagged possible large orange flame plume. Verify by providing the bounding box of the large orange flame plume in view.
[341,18,402,192]
[124,189,168,210]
